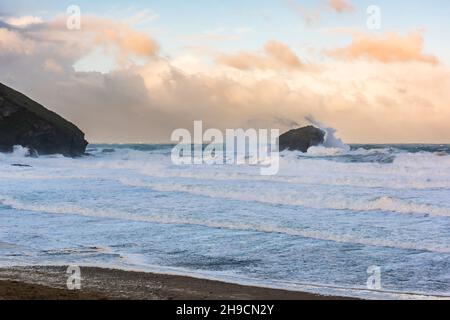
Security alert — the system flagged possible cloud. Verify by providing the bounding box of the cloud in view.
[65,16,160,65]
[0,28,35,55]
[43,59,64,73]
[327,0,354,13]
[285,0,353,26]
[0,15,449,144]
[93,24,159,64]
[126,9,159,25]
[183,27,252,42]
[284,0,321,26]
[1,15,43,27]
[217,40,303,71]
[0,15,160,62]
[326,31,438,64]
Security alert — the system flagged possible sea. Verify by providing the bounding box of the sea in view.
[1,141,450,299]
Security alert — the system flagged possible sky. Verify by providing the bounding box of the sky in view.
[0,0,449,143]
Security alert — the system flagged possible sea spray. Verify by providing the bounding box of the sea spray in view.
[305,116,350,152]
[12,145,31,158]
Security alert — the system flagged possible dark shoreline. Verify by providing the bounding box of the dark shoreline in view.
[0,266,353,300]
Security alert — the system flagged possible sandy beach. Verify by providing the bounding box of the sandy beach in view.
[0,266,350,300]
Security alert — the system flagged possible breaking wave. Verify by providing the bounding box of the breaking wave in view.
[305,116,350,152]
[1,195,449,254]
[118,179,450,217]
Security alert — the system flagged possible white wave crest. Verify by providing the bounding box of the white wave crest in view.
[305,116,350,152]
[306,146,347,156]
[1,195,449,254]
[12,145,31,157]
[119,179,450,217]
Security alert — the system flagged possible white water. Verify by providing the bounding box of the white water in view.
[305,115,351,152]
[1,143,450,299]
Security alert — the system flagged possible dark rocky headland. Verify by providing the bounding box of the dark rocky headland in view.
[279,125,325,152]
[0,82,88,157]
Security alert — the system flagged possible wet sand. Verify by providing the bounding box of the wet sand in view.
[0,266,351,300]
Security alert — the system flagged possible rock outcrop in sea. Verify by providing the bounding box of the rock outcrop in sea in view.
[0,82,88,157]
[279,125,325,152]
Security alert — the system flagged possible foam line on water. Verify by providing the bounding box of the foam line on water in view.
[119,179,450,217]
[2,195,449,254]
[3,147,450,191]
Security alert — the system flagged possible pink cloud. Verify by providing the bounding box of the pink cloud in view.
[327,0,354,13]
[217,40,302,71]
[326,32,438,64]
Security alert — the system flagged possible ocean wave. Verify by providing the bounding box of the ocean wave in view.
[1,195,449,254]
[2,146,450,191]
[12,145,31,157]
[306,146,349,156]
[119,179,450,217]
[135,165,450,190]
[0,145,31,160]
[393,152,450,168]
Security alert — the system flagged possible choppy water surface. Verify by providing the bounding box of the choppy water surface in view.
[1,143,450,299]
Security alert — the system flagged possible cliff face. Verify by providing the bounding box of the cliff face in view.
[279,125,325,152]
[0,83,88,157]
